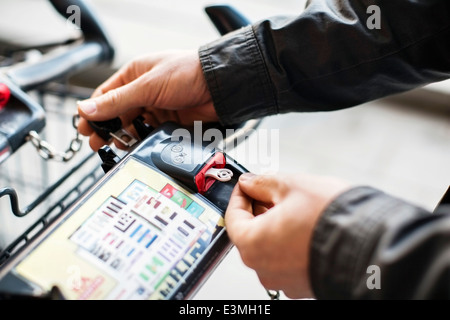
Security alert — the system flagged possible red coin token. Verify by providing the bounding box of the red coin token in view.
[0,83,11,109]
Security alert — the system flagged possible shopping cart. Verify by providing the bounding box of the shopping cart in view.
[0,0,261,293]
[0,0,115,261]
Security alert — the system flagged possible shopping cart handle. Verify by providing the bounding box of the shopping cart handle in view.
[205,5,251,36]
[6,42,107,91]
[49,0,114,48]
[5,0,114,91]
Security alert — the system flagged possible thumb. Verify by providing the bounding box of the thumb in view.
[77,80,144,121]
[238,173,289,204]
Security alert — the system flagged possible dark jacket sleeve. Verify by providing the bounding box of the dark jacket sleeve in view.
[310,186,450,299]
[199,0,450,126]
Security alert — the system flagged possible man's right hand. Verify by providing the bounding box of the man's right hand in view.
[225,172,351,299]
[77,50,218,151]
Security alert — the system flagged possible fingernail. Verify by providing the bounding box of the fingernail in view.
[239,173,256,182]
[78,100,97,115]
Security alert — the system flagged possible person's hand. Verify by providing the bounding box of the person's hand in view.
[225,172,351,299]
[77,50,218,151]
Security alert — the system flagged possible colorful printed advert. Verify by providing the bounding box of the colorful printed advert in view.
[14,158,225,300]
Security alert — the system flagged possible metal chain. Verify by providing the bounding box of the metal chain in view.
[26,114,83,162]
[267,290,280,300]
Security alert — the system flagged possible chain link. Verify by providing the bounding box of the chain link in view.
[266,289,280,300]
[26,114,83,162]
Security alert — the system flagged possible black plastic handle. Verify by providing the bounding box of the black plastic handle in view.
[88,118,122,141]
[6,0,114,91]
[49,0,114,49]
[204,5,251,35]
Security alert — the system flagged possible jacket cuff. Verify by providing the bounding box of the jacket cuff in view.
[309,186,403,299]
[199,25,277,126]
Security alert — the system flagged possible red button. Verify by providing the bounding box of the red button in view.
[195,152,226,194]
[0,83,11,109]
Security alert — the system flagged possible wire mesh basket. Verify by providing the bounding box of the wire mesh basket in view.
[0,83,105,263]
[0,0,115,266]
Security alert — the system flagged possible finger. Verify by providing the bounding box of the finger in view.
[90,57,153,98]
[77,117,94,136]
[91,53,170,98]
[88,132,110,152]
[90,69,128,98]
[78,107,141,142]
[77,78,146,121]
[144,111,162,127]
[149,109,179,123]
[238,173,289,204]
[79,108,160,151]
[224,184,256,244]
[253,201,272,216]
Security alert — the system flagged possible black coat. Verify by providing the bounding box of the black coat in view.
[199,0,450,299]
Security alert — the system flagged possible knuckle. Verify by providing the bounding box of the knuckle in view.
[127,58,139,69]
[252,175,267,186]
[106,89,121,106]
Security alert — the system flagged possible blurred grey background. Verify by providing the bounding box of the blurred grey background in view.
[0,0,448,300]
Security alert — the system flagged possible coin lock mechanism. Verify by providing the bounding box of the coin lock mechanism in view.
[151,136,233,195]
